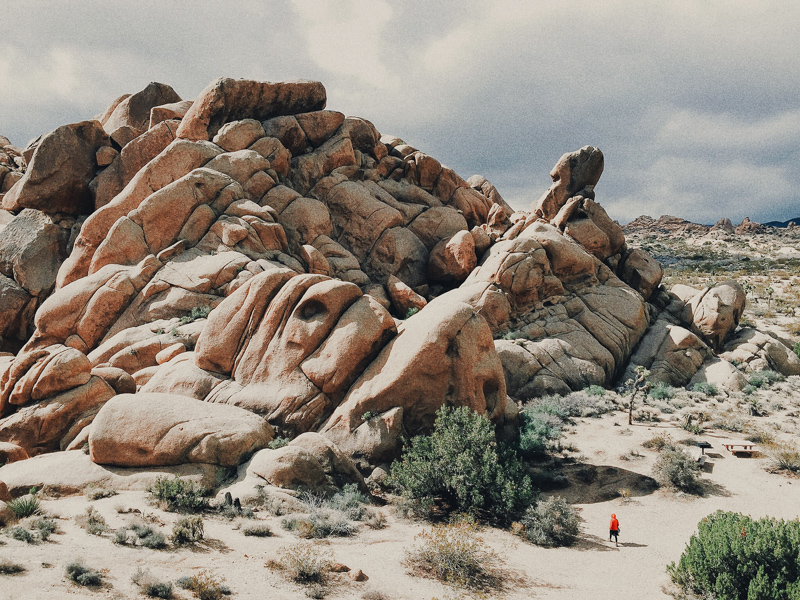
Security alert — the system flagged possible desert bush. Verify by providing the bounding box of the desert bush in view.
[519,496,580,547]
[642,432,675,452]
[278,542,332,584]
[8,489,40,518]
[113,527,131,545]
[748,369,785,390]
[180,306,212,325]
[141,531,168,549]
[405,522,501,590]
[171,515,204,545]
[8,526,34,544]
[148,476,209,513]
[282,510,356,539]
[669,510,800,600]
[268,436,289,449]
[33,517,57,541]
[768,443,800,473]
[794,341,800,358]
[85,485,117,501]
[634,408,661,422]
[692,382,718,397]
[0,558,25,574]
[326,483,368,521]
[133,568,173,598]
[66,562,103,586]
[388,406,535,523]
[242,522,272,537]
[711,412,746,432]
[518,410,563,455]
[364,510,387,530]
[649,381,676,400]
[177,570,228,600]
[584,384,606,397]
[76,506,107,535]
[652,448,701,493]
[746,428,775,445]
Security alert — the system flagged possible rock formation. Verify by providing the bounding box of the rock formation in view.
[0,76,795,496]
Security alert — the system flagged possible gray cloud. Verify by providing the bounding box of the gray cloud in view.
[2,0,798,224]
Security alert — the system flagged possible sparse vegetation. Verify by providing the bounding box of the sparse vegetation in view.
[747,369,785,389]
[148,476,210,513]
[519,496,580,547]
[66,561,103,586]
[76,506,107,535]
[648,381,676,400]
[642,432,675,452]
[7,488,40,518]
[268,436,290,449]
[241,522,272,537]
[767,442,800,473]
[404,307,419,319]
[652,447,701,493]
[389,406,535,524]
[180,306,213,324]
[177,570,228,600]
[0,558,25,574]
[8,526,34,544]
[277,542,332,584]
[133,568,173,598]
[85,485,117,501]
[171,515,204,545]
[692,382,718,397]
[405,522,501,590]
[669,511,800,600]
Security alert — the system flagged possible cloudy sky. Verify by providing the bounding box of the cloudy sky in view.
[2,0,799,224]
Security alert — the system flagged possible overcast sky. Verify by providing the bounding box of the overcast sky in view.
[2,1,799,224]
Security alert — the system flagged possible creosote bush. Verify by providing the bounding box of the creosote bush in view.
[405,522,501,590]
[669,511,800,600]
[277,542,332,584]
[388,406,534,524]
[171,515,204,545]
[177,569,229,600]
[66,562,103,586]
[148,476,210,513]
[648,381,676,400]
[767,442,800,473]
[653,447,701,493]
[692,382,718,397]
[519,496,580,547]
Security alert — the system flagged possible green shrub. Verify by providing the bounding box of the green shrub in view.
[692,382,718,397]
[648,381,676,400]
[8,526,34,544]
[177,570,229,600]
[0,558,25,574]
[405,522,501,590]
[518,411,562,455]
[404,307,419,319]
[242,522,272,537]
[584,384,606,397]
[144,581,173,598]
[642,432,675,452]
[171,515,204,545]
[278,542,332,584]
[85,486,117,501]
[769,443,800,473]
[748,369,785,389]
[141,531,168,549]
[362,411,379,422]
[326,484,368,521]
[268,436,290,449]
[669,511,800,600]
[388,406,535,524]
[7,490,40,518]
[66,562,103,586]
[793,342,800,359]
[148,476,209,513]
[180,306,212,324]
[33,517,57,541]
[77,506,107,535]
[281,510,356,539]
[653,448,701,493]
[519,496,580,547]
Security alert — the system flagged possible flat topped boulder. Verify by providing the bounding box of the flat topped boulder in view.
[89,392,273,467]
[176,78,327,141]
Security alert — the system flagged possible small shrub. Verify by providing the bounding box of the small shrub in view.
[278,542,332,584]
[652,447,701,492]
[388,406,534,524]
[148,476,209,513]
[268,436,290,449]
[8,526,34,544]
[242,522,272,537]
[793,341,800,358]
[85,486,117,501]
[519,496,580,547]
[584,384,606,397]
[33,517,57,541]
[172,515,204,545]
[518,410,563,455]
[405,522,501,590]
[362,411,379,422]
[404,307,419,319]
[66,562,103,586]
[326,483,368,521]
[180,306,212,324]
[0,558,25,574]
[692,382,718,397]
[141,531,168,549]
[768,443,800,473]
[177,570,227,600]
[364,510,387,530]
[748,369,785,389]
[144,580,173,598]
[648,381,676,400]
[8,490,40,518]
[282,510,356,539]
[114,528,131,545]
[746,428,775,445]
[77,506,107,535]
[642,432,675,452]
[669,511,800,600]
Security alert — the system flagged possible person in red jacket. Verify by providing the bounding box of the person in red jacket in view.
[609,514,620,546]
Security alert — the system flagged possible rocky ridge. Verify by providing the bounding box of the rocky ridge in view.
[0,77,798,500]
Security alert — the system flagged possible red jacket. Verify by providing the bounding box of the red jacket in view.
[610,515,619,531]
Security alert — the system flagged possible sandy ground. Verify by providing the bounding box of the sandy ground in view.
[2,407,798,600]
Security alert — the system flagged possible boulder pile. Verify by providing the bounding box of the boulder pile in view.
[0,77,796,495]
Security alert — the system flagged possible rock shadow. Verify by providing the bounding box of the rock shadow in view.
[554,464,659,504]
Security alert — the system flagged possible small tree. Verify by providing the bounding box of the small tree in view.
[625,366,651,425]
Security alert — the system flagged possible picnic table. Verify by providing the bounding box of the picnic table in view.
[723,443,757,456]
[696,441,712,455]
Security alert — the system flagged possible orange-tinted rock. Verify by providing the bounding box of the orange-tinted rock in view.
[427,230,477,283]
[103,82,181,140]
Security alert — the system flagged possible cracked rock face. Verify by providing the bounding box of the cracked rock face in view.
[0,76,760,478]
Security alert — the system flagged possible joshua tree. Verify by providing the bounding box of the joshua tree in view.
[625,366,651,425]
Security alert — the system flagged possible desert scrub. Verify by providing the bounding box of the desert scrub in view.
[66,561,103,586]
[76,506,107,535]
[84,485,117,501]
[8,526,34,544]
[669,510,800,600]
[405,522,501,590]
[277,541,332,584]
[747,369,785,389]
[281,510,356,539]
[767,442,800,473]
[0,558,25,574]
[519,496,580,547]
[652,447,701,493]
[584,384,606,397]
[388,406,534,524]
[326,483,369,520]
[171,515,204,545]
[148,476,210,513]
[241,522,272,537]
[177,570,230,600]
[268,436,290,449]
[648,381,676,400]
[180,306,212,324]
[133,568,173,598]
[7,488,40,518]
[692,382,718,397]
[642,432,675,451]
[32,517,57,541]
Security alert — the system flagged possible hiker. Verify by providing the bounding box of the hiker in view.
[609,513,620,546]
